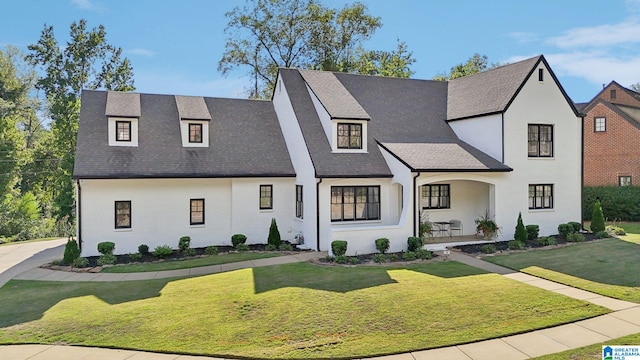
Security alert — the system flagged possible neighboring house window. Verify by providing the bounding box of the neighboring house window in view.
[190,198,205,225]
[611,89,617,99]
[337,123,362,149]
[619,176,632,186]
[421,184,450,209]
[260,185,272,210]
[115,201,131,229]
[295,185,303,219]
[189,123,203,143]
[594,117,606,132]
[538,69,544,82]
[331,186,380,221]
[116,121,131,142]
[528,124,553,157]
[529,184,553,209]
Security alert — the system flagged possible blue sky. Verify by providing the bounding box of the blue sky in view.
[2,0,640,103]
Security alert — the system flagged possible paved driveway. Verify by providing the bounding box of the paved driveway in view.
[0,239,66,288]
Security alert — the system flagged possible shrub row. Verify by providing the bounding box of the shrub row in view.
[584,186,640,221]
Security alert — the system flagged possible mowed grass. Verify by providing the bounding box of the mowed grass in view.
[485,238,640,303]
[533,332,640,360]
[0,262,607,359]
[102,252,284,273]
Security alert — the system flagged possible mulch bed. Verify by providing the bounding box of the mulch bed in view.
[452,232,600,255]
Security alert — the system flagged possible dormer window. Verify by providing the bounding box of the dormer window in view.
[116,121,131,141]
[189,123,203,143]
[337,123,362,149]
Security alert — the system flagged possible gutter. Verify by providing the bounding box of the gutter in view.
[316,178,322,251]
[413,172,421,237]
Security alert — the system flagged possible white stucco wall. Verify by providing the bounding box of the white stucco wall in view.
[448,113,503,161]
[78,177,295,257]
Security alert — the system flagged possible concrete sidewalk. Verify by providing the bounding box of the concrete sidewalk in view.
[2,244,640,360]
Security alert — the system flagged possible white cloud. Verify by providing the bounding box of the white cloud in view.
[127,48,156,57]
[547,21,640,48]
[508,32,538,43]
[545,52,640,88]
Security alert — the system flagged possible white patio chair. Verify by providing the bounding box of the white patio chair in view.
[449,219,463,236]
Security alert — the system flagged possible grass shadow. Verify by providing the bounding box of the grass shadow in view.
[402,261,489,278]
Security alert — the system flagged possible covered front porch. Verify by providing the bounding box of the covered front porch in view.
[422,234,499,251]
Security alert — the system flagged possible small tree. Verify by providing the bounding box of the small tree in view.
[375,238,390,254]
[591,200,605,233]
[268,218,281,247]
[63,239,80,265]
[514,212,527,243]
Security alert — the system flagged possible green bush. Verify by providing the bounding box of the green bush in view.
[138,244,149,255]
[331,240,348,256]
[178,236,191,251]
[63,239,80,265]
[566,232,585,242]
[508,240,525,250]
[152,245,173,258]
[265,244,278,251]
[389,254,399,262]
[525,225,539,241]
[375,238,390,254]
[72,257,89,268]
[514,212,527,242]
[373,253,386,264]
[591,200,606,233]
[480,244,496,254]
[402,251,416,261]
[583,186,640,221]
[537,236,557,246]
[416,249,432,260]
[324,255,334,263]
[97,241,115,255]
[231,234,247,248]
[568,221,582,232]
[606,225,626,235]
[595,230,610,239]
[267,218,282,248]
[235,243,250,252]
[183,248,196,257]
[349,257,359,265]
[557,223,574,238]
[407,236,423,252]
[128,252,142,261]
[335,255,347,264]
[279,243,293,251]
[97,253,116,266]
[204,246,218,255]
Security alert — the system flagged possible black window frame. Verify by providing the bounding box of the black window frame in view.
[337,123,362,149]
[189,123,203,143]
[115,120,131,142]
[115,201,131,229]
[619,176,632,187]
[331,186,380,222]
[421,184,451,209]
[594,117,606,132]
[260,185,273,210]
[528,184,553,209]
[295,185,303,219]
[611,89,617,99]
[538,68,544,82]
[528,124,554,158]
[190,198,205,225]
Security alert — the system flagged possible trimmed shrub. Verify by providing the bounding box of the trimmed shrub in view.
[375,238,390,254]
[97,241,115,255]
[204,246,218,255]
[128,252,142,261]
[279,243,293,251]
[508,240,525,250]
[568,221,582,232]
[331,240,348,256]
[335,255,347,264]
[235,244,250,252]
[480,244,496,254]
[138,244,150,255]
[606,225,626,235]
[267,218,282,247]
[591,200,606,233]
[72,257,89,268]
[231,234,247,248]
[402,251,417,261]
[416,249,432,260]
[537,236,557,246]
[97,254,116,266]
[265,244,278,251]
[558,223,574,238]
[349,257,359,265]
[373,253,386,264]
[152,245,173,258]
[525,225,539,241]
[514,212,527,242]
[407,236,423,252]
[178,236,191,251]
[566,232,585,242]
[389,254,399,262]
[183,248,196,257]
[595,230,610,239]
[63,239,80,265]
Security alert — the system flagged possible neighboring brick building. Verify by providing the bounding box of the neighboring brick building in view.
[583,81,640,186]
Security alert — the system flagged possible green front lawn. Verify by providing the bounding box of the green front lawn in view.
[534,332,640,360]
[0,261,607,359]
[485,238,640,303]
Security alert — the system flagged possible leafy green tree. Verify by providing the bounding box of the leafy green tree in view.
[27,19,135,221]
[433,53,505,81]
[218,0,413,98]
[268,218,282,247]
[514,212,527,243]
[591,200,605,233]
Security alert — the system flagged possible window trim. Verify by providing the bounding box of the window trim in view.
[611,89,617,99]
[115,120,131,142]
[538,68,544,82]
[331,185,380,222]
[594,117,606,132]
[619,176,632,187]
[528,184,553,210]
[421,184,451,210]
[190,198,205,225]
[260,185,273,210]
[337,123,363,149]
[295,185,303,219]
[188,123,203,143]
[528,124,554,158]
[115,201,132,229]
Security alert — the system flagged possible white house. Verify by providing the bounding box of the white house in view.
[74,55,583,256]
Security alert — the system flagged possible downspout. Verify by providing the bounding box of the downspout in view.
[580,114,585,230]
[316,178,322,251]
[501,113,505,162]
[413,172,421,237]
[76,179,82,251]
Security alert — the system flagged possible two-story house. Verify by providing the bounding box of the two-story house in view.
[74,55,583,256]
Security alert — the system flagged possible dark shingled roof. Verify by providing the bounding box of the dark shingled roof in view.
[74,90,295,179]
